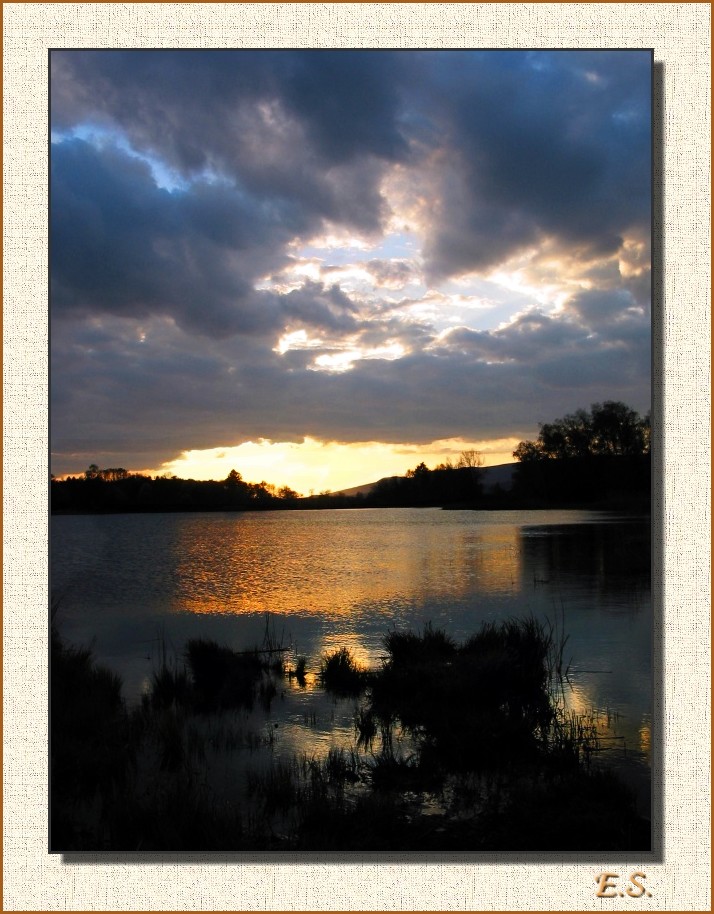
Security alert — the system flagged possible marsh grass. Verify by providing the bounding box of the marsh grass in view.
[323,746,360,785]
[50,626,135,849]
[370,617,564,773]
[354,706,378,750]
[366,750,440,793]
[289,655,308,686]
[383,622,456,666]
[319,647,369,695]
[148,661,191,711]
[51,615,649,852]
[51,626,286,850]
[185,638,264,710]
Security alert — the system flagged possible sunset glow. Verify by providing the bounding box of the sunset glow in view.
[151,436,522,495]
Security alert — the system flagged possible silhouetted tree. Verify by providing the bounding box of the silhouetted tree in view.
[512,401,651,509]
[590,401,647,456]
[512,440,545,462]
[100,468,128,482]
[513,402,649,461]
[457,449,483,469]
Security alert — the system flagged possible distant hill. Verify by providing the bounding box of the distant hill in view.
[479,463,517,492]
[334,463,517,498]
[333,476,400,498]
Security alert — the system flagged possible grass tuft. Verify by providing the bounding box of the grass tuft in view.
[185,638,264,710]
[319,647,369,696]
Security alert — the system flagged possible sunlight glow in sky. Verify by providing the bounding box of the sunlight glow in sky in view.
[153,437,523,497]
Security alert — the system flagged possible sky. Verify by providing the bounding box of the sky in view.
[50,49,652,494]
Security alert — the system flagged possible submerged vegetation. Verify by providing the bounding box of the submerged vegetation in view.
[51,615,650,852]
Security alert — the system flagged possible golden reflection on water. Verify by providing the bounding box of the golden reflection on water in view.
[563,681,651,764]
[638,721,651,759]
[171,515,523,617]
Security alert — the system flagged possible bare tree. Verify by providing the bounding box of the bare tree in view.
[457,449,483,469]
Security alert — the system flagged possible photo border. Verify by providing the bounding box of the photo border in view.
[3,2,711,910]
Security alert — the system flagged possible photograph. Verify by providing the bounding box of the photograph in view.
[49,48,652,853]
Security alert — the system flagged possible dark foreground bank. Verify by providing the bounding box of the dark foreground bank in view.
[51,617,650,853]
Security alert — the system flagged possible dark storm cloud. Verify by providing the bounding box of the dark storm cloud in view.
[52,50,408,171]
[50,50,651,473]
[282,281,359,333]
[51,50,407,233]
[277,52,409,165]
[51,138,370,340]
[51,139,285,337]
[52,49,650,280]
[415,50,651,280]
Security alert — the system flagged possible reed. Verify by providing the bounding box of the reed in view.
[51,616,649,852]
[185,638,264,710]
[319,647,369,695]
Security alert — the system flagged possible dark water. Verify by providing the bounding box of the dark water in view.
[51,508,651,806]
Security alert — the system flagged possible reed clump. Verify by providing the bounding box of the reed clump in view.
[370,617,561,772]
[51,615,649,853]
[185,638,265,710]
[319,647,369,695]
[51,627,135,849]
[292,655,307,686]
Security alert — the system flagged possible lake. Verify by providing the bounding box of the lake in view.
[51,507,652,812]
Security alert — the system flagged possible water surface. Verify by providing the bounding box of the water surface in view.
[51,508,651,804]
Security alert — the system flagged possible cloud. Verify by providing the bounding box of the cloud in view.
[51,50,407,235]
[365,259,418,289]
[51,302,650,477]
[564,287,645,329]
[411,51,651,283]
[51,139,288,337]
[52,139,373,341]
[50,50,651,477]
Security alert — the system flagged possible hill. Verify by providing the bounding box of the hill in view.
[333,463,516,498]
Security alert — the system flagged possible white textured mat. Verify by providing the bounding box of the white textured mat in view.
[3,3,711,910]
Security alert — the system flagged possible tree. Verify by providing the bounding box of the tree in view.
[539,409,592,459]
[513,402,649,462]
[590,401,646,456]
[100,468,128,482]
[457,449,483,469]
[512,440,545,462]
[84,464,100,480]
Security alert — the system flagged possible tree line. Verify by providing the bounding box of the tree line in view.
[51,402,650,514]
[368,452,484,508]
[51,467,303,514]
